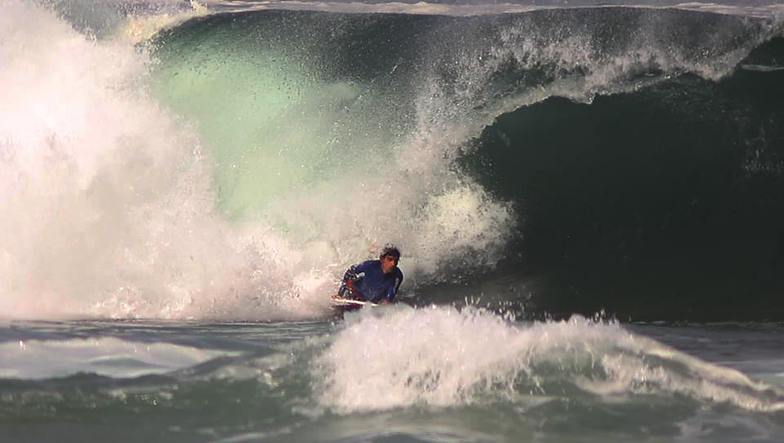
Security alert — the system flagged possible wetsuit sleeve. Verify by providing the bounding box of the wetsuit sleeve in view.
[342,261,372,282]
[385,270,403,302]
[338,261,373,298]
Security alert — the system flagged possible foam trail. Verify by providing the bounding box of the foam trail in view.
[0,337,232,379]
[315,307,784,413]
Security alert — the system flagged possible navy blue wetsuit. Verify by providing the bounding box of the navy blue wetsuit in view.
[339,260,403,303]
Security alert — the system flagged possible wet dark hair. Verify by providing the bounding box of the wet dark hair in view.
[380,244,401,259]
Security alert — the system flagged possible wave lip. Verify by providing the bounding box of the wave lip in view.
[205,0,784,19]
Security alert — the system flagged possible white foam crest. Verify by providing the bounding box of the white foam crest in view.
[315,307,784,413]
[406,8,771,150]
[0,337,232,379]
[0,2,514,320]
[0,2,335,320]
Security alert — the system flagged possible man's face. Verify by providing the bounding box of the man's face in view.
[381,255,399,274]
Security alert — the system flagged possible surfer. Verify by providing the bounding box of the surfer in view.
[336,244,403,305]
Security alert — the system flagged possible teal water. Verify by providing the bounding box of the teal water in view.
[2,312,784,442]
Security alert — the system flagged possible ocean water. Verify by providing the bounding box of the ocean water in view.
[2,313,784,442]
[2,0,784,441]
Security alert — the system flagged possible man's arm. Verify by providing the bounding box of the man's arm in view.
[342,260,373,282]
[338,261,373,299]
[383,271,403,303]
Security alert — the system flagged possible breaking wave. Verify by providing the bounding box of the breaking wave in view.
[1,0,783,319]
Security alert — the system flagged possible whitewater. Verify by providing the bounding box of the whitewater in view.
[2,0,784,441]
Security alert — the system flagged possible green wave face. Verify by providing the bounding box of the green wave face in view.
[150,12,417,219]
[150,7,769,222]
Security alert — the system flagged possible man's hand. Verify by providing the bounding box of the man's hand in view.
[341,280,366,301]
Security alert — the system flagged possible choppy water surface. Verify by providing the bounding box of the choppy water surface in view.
[2,311,784,442]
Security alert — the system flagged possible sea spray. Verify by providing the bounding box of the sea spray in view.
[0,2,325,319]
[0,2,516,320]
[315,307,784,413]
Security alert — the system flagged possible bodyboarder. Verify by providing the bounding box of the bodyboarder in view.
[335,244,403,305]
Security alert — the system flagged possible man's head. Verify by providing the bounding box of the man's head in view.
[379,244,400,274]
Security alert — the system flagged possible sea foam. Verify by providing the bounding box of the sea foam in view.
[316,307,784,413]
[0,2,514,320]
